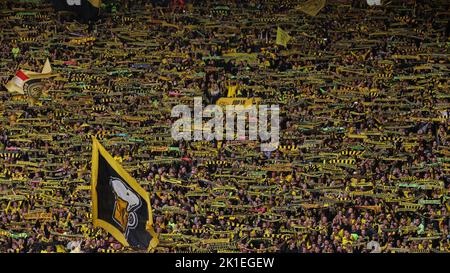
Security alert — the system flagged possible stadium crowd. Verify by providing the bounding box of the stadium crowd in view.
[0,0,449,253]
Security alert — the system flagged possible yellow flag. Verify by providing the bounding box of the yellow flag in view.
[91,138,159,250]
[276,27,291,47]
[226,83,239,97]
[296,0,326,17]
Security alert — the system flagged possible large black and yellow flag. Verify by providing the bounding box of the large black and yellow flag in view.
[91,138,158,250]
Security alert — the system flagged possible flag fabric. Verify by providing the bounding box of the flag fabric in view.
[50,0,101,22]
[6,70,30,94]
[367,0,381,6]
[91,138,159,250]
[5,58,56,97]
[276,27,292,47]
[88,0,101,8]
[296,0,326,17]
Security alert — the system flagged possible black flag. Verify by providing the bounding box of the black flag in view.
[91,138,158,250]
[50,0,101,22]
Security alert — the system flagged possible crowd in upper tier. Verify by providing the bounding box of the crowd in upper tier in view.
[0,0,449,253]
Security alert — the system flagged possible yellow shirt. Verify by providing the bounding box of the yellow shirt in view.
[226,84,239,97]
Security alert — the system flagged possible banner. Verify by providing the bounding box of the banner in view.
[91,138,159,250]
